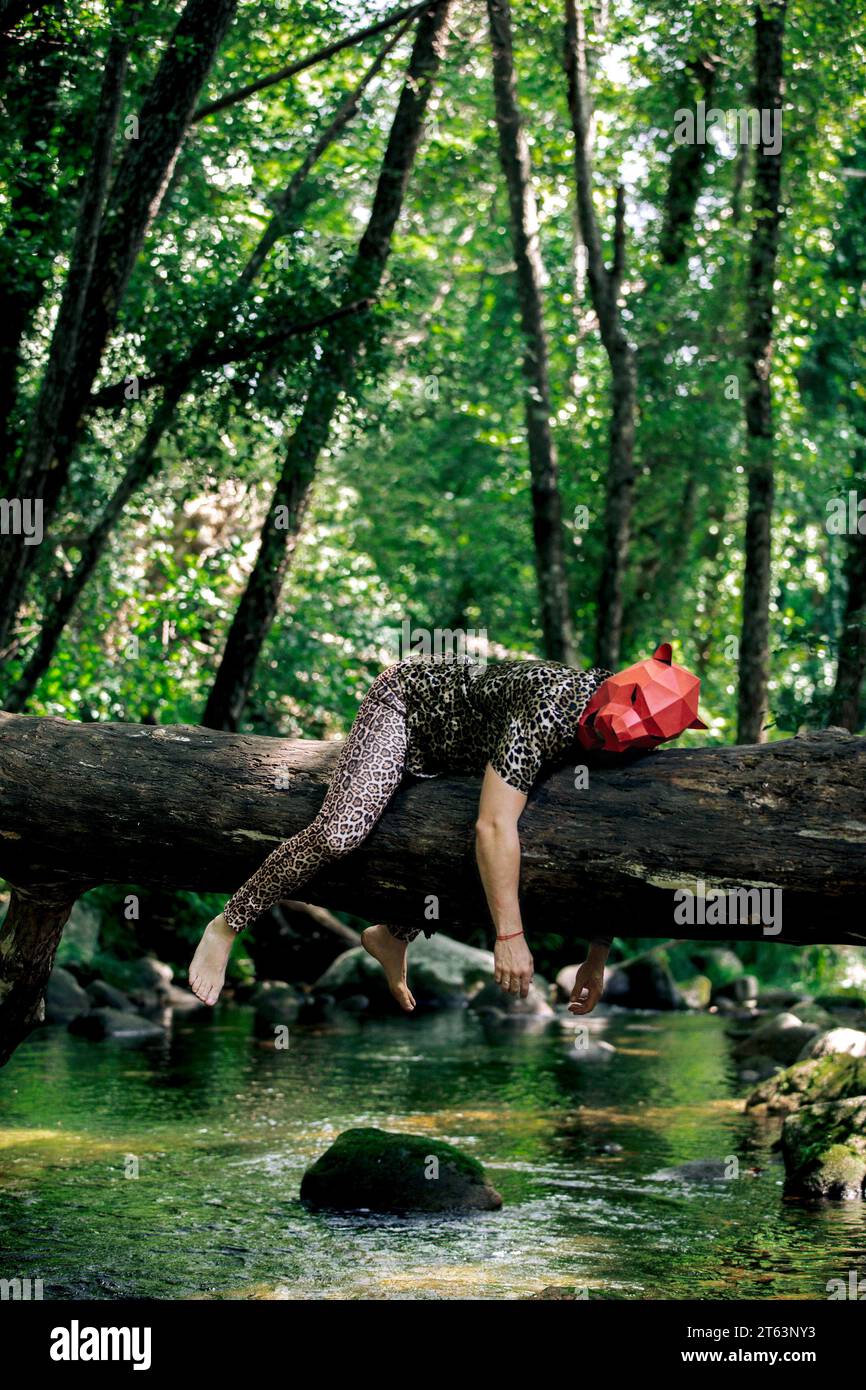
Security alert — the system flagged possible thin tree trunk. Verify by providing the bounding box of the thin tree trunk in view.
[485,0,574,664]
[564,0,637,671]
[736,0,786,744]
[16,31,129,494]
[0,28,397,708]
[0,35,64,477]
[658,57,716,266]
[829,466,866,731]
[202,1,453,732]
[0,0,239,650]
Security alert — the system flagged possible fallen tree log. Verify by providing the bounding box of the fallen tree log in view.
[1,712,864,1064]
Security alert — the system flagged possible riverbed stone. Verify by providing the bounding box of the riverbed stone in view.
[97,956,174,1008]
[603,957,686,1011]
[746,1052,866,1115]
[732,1012,820,1066]
[714,974,760,1004]
[44,967,91,1024]
[87,979,132,1011]
[299,1127,502,1213]
[780,1097,866,1199]
[800,1028,866,1061]
[69,1007,165,1041]
[469,978,554,1020]
[678,975,713,1009]
[649,1158,746,1182]
[313,932,494,1009]
[689,948,743,988]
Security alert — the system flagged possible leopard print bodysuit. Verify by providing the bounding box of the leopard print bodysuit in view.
[222,655,614,949]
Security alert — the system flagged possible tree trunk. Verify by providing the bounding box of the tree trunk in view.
[1,711,863,1062]
[486,0,574,664]
[564,0,637,671]
[0,36,65,477]
[829,473,866,731]
[736,0,786,744]
[202,1,453,732]
[0,0,239,651]
[16,30,129,499]
[658,57,716,267]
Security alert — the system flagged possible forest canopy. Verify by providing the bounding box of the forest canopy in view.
[0,0,864,744]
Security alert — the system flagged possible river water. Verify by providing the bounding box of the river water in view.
[1,1006,863,1300]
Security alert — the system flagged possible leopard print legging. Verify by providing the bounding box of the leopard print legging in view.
[223,669,420,941]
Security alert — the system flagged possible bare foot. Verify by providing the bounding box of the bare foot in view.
[361,925,415,1012]
[188,913,235,1006]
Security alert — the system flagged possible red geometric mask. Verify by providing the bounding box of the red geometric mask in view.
[576,642,708,753]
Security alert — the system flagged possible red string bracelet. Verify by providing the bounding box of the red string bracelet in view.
[496,930,524,941]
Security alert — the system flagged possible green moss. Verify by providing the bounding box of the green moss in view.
[299,1127,500,1213]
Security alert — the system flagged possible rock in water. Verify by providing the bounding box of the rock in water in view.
[313,933,495,1010]
[69,1008,165,1041]
[44,967,91,1024]
[603,958,685,1011]
[299,1128,503,1214]
[746,1053,866,1114]
[781,1097,866,1199]
[732,1012,820,1066]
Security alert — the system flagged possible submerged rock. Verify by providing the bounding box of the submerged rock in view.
[781,1097,866,1199]
[313,933,494,1010]
[603,958,685,1011]
[251,981,302,1037]
[97,956,174,1009]
[469,978,554,1021]
[87,979,132,1011]
[44,967,91,1024]
[732,1012,820,1066]
[69,1008,165,1041]
[649,1158,755,1182]
[746,1053,866,1115]
[299,1127,502,1214]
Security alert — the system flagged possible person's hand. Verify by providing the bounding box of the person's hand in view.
[494,934,534,998]
[568,958,606,1015]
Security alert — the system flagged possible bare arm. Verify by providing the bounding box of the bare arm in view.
[475,763,534,998]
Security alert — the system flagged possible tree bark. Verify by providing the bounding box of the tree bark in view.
[658,57,716,267]
[736,0,786,744]
[15,30,129,493]
[0,0,239,651]
[1,712,863,1061]
[486,0,574,664]
[829,472,866,731]
[564,0,637,671]
[0,35,65,476]
[202,1,453,732]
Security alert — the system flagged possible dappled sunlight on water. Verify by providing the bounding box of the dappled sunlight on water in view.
[0,1007,864,1300]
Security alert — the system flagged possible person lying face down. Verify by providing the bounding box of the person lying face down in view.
[189,641,708,1020]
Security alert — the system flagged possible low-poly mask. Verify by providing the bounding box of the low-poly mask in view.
[576,642,708,753]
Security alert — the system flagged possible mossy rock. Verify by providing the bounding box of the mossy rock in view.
[781,1098,866,1199]
[299,1127,502,1214]
[678,975,713,1009]
[746,1052,866,1114]
[689,948,743,988]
